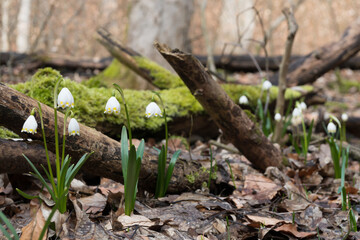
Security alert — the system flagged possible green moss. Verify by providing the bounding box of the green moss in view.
[0,127,19,139]
[186,172,199,184]
[222,84,309,107]
[11,68,309,134]
[135,56,184,89]
[83,60,137,89]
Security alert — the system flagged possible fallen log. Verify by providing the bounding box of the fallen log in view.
[0,82,210,193]
[270,17,360,86]
[155,43,283,172]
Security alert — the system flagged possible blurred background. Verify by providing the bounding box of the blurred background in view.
[1,0,358,59]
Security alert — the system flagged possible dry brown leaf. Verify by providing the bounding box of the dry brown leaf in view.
[173,192,214,202]
[242,174,282,202]
[246,215,291,228]
[78,193,107,214]
[299,204,323,230]
[274,223,316,238]
[117,214,154,228]
[20,207,46,240]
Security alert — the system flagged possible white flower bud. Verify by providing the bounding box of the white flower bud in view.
[341,113,348,122]
[57,88,74,109]
[274,113,281,122]
[262,80,272,91]
[239,95,249,105]
[327,122,337,134]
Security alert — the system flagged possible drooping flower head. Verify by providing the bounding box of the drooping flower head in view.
[239,95,249,105]
[291,107,302,126]
[57,87,74,109]
[274,113,281,122]
[341,113,348,122]
[104,96,121,115]
[68,118,80,136]
[327,121,337,134]
[299,102,307,111]
[21,115,38,134]
[145,102,162,118]
[262,80,272,91]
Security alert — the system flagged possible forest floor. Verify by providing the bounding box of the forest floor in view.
[1,68,360,239]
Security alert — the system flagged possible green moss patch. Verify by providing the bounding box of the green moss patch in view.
[0,127,19,139]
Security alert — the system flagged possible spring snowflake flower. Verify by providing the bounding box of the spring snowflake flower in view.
[145,102,162,118]
[57,87,74,109]
[299,102,307,111]
[21,115,38,134]
[291,107,302,126]
[262,80,272,91]
[68,118,80,136]
[274,113,281,122]
[327,122,337,134]
[104,96,121,115]
[239,95,249,105]
[341,113,348,122]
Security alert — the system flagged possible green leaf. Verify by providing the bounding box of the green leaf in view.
[121,126,129,184]
[155,146,166,198]
[125,145,138,215]
[0,211,19,240]
[136,139,145,160]
[16,188,38,200]
[163,150,181,196]
[22,154,56,200]
[65,152,93,188]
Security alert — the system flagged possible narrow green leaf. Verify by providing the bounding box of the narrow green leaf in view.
[125,145,138,215]
[121,126,129,184]
[163,150,181,196]
[0,211,19,240]
[155,146,166,198]
[136,139,145,160]
[22,154,56,200]
[16,188,38,200]
[65,152,93,188]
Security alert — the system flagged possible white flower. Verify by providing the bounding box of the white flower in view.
[104,96,121,115]
[291,108,302,126]
[327,122,337,134]
[68,118,80,136]
[21,115,38,134]
[292,108,301,118]
[299,102,307,111]
[57,88,74,109]
[341,113,348,122]
[262,80,272,91]
[239,95,249,105]
[145,102,162,118]
[274,113,281,122]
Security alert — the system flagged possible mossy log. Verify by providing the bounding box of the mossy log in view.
[0,82,211,193]
[9,68,314,139]
[155,43,282,172]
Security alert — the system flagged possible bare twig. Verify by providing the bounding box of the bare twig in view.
[273,8,298,143]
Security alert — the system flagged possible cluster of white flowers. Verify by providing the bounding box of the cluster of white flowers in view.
[104,96,163,119]
[239,95,249,105]
[22,88,80,136]
[291,101,307,126]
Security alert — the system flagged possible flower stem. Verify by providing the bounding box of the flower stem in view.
[301,117,307,162]
[113,84,132,146]
[61,109,71,167]
[54,77,62,198]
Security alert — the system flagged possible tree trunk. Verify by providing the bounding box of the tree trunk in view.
[16,0,32,52]
[155,43,283,172]
[0,83,210,193]
[127,0,194,88]
[1,0,10,51]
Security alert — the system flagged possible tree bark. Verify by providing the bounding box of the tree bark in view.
[0,83,209,193]
[155,43,282,172]
[16,0,32,52]
[270,17,360,86]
